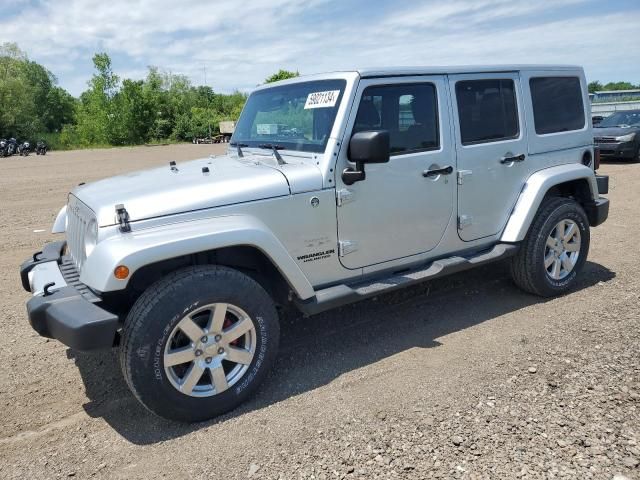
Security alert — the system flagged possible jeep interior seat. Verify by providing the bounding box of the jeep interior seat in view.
[478,91,504,140]
[404,94,437,149]
[354,100,381,133]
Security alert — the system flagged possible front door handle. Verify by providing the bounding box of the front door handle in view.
[500,153,526,164]
[422,165,453,178]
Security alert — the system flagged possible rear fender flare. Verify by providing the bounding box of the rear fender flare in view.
[501,163,598,242]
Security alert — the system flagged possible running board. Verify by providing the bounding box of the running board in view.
[296,243,518,316]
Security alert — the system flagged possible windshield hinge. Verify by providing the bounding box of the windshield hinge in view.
[338,240,358,257]
[115,204,131,233]
[336,188,354,207]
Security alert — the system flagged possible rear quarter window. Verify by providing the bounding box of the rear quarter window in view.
[529,77,585,135]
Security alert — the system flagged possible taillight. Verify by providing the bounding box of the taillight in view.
[594,147,601,170]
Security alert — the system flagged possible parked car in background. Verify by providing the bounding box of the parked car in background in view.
[592,115,604,126]
[593,110,640,162]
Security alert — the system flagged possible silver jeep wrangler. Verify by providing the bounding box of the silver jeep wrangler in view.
[20,65,609,422]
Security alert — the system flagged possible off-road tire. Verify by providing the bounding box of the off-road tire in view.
[119,265,280,422]
[510,196,590,297]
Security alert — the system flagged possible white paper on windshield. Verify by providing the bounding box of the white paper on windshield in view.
[257,124,279,135]
[304,90,340,109]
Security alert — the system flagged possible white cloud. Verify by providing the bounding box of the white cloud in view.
[1,0,638,95]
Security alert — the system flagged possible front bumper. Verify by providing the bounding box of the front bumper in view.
[594,141,636,159]
[20,241,119,351]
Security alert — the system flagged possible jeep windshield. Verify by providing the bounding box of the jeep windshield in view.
[232,79,347,153]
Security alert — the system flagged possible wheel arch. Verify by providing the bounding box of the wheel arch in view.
[125,245,295,310]
[501,163,599,242]
[80,215,315,303]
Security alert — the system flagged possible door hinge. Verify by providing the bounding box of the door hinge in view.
[458,215,472,230]
[338,240,358,257]
[457,170,472,185]
[336,188,354,207]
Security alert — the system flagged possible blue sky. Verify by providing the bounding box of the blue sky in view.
[2,0,639,96]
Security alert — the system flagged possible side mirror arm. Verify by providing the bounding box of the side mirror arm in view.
[342,161,366,185]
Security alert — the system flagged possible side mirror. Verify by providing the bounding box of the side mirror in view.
[342,130,390,185]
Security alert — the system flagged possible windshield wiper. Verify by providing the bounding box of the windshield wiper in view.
[230,142,248,158]
[257,143,286,165]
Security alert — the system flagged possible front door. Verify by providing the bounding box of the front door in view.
[448,72,529,241]
[336,76,455,269]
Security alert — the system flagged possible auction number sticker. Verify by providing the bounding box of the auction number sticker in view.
[304,90,340,109]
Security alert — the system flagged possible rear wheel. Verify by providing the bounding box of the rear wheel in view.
[511,197,590,297]
[120,265,280,422]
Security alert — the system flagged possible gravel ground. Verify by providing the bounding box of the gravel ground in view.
[0,145,637,479]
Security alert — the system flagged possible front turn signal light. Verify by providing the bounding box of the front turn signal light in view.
[114,265,130,280]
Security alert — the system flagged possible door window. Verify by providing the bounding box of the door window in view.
[455,79,519,145]
[353,84,439,155]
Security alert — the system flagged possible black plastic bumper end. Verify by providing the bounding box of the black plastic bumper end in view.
[20,241,66,292]
[596,175,609,195]
[584,197,609,227]
[26,286,118,351]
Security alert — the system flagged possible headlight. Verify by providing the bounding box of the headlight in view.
[84,219,98,257]
[615,133,636,142]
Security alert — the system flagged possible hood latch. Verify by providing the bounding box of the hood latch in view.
[115,204,131,233]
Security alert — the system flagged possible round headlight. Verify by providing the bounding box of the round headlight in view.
[84,219,98,258]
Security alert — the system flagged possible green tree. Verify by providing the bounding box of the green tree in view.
[0,42,76,139]
[264,69,299,83]
[602,81,638,91]
[109,79,150,144]
[588,81,603,94]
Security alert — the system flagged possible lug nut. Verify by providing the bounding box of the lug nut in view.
[217,347,225,355]
[214,334,222,342]
[195,349,203,357]
[201,336,208,343]
[205,357,212,364]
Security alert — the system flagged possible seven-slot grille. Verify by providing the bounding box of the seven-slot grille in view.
[66,195,95,271]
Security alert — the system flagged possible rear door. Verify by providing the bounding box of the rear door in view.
[449,72,529,241]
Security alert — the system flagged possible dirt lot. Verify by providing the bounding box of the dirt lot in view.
[0,144,638,479]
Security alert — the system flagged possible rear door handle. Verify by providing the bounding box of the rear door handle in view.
[500,154,526,164]
[423,165,453,178]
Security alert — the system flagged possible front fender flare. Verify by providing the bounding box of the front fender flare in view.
[80,214,316,300]
[501,163,598,242]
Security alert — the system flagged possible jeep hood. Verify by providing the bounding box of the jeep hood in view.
[72,153,322,227]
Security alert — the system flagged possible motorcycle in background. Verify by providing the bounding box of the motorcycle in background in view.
[35,140,47,155]
[0,139,6,157]
[18,141,31,156]
[7,138,18,156]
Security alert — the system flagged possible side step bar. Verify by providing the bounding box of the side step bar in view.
[296,243,518,316]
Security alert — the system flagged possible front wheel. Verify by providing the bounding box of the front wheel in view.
[510,197,590,297]
[120,265,280,422]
